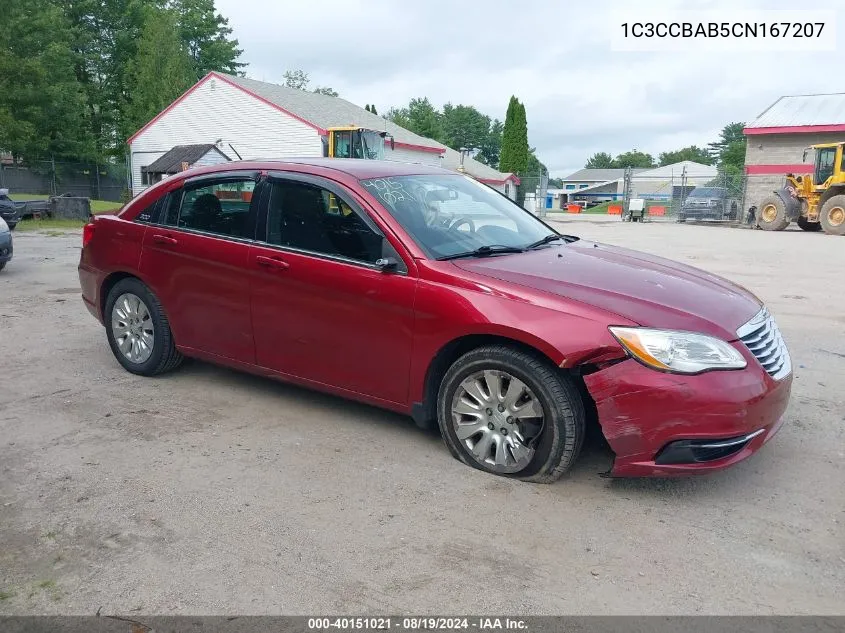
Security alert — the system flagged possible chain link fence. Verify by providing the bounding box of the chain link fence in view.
[0,158,129,202]
[617,168,748,225]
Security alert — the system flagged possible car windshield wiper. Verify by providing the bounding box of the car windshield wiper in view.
[526,233,564,249]
[437,244,526,261]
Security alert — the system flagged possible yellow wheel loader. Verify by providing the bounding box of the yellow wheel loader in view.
[325,127,394,160]
[757,142,845,235]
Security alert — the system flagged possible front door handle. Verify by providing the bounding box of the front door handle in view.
[255,255,290,270]
[152,234,178,246]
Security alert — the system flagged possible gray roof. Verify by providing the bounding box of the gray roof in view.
[748,93,845,128]
[220,73,447,151]
[439,147,515,182]
[142,144,228,174]
[562,168,647,182]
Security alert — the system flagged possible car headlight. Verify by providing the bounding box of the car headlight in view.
[609,327,747,374]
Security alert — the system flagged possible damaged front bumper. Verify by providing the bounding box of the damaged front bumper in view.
[582,358,792,477]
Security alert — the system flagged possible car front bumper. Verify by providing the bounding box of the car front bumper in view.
[583,355,792,477]
[0,232,12,262]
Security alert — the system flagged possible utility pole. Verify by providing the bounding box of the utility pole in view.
[622,167,633,212]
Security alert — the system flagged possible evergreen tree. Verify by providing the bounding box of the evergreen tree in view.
[370,104,377,115]
[123,7,195,138]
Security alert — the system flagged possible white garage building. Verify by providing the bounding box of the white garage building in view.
[128,72,517,199]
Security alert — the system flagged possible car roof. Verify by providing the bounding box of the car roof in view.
[175,158,455,181]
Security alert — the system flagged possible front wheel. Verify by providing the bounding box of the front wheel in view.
[819,195,845,236]
[104,278,183,376]
[757,195,790,231]
[437,345,585,483]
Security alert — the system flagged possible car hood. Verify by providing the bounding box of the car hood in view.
[452,240,761,340]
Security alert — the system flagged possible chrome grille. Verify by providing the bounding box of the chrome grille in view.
[737,308,791,380]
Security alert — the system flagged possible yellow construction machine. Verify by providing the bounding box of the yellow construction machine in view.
[758,142,845,235]
[325,127,394,160]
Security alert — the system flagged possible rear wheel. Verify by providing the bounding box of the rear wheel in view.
[819,195,845,236]
[437,345,585,483]
[104,278,183,376]
[797,216,822,232]
[0,262,5,272]
[758,196,790,231]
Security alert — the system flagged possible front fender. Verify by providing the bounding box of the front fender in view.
[773,187,802,220]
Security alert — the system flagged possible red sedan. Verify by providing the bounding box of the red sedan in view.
[79,160,792,481]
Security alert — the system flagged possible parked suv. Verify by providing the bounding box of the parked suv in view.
[79,160,791,482]
[678,186,739,222]
[0,189,22,230]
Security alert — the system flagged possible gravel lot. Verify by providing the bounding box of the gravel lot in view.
[1,219,843,615]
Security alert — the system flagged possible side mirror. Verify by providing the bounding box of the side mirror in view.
[375,256,399,272]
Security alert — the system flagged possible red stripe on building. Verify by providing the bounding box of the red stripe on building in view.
[745,164,812,175]
[744,124,845,136]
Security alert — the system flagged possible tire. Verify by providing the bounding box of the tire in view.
[797,216,822,232]
[757,195,790,231]
[437,345,585,483]
[819,194,845,236]
[0,262,5,272]
[104,277,183,376]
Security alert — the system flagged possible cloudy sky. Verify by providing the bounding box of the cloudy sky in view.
[215,0,842,177]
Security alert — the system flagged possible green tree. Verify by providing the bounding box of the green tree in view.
[365,104,371,112]
[0,0,93,161]
[386,97,442,142]
[283,69,309,90]
[475,118,503,168]
[585,152,614,169]
[173,0,244,79]
[658,145,713,166]
[547,177,564,188]
[500,96,528,174]
[441,103,491,152]
[370,104,377,115]
[708,122,746,175]
[612,149,655,168]
[313,86,338,97]
[123,7,195,138]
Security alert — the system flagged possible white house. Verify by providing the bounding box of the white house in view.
[128,72,518,199]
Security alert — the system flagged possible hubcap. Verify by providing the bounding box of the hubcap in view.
[111,293,154,364]
[451,370,544,473]
[828,206,845,227]
[761,204,777,223]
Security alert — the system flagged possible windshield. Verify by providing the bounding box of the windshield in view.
[688,187,723,198]
[361,174,561,259]
[361,131,385,160]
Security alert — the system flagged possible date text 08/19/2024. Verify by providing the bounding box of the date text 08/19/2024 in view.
[307,617,528,630]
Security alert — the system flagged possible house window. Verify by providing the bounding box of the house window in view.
[565,184,576,190]
[579,184,589,189]
[505,183,510,196]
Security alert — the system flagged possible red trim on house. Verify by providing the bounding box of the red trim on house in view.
[744,124,845,136]
[745,164,813,175]
[391,141,444,154]
[478,174,521,186]
[128,72,445,155]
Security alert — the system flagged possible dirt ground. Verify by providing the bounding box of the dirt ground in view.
[1,219,842,615]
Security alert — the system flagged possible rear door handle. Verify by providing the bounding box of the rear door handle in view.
[255,255,290,270]
[152,234,178,246]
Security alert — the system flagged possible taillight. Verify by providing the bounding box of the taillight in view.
[82,222,96,248]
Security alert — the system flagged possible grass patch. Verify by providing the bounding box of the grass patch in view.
[0,589,16,601]
[36,580,56,589]
[15,218,86,232]
[8,193,49,201]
